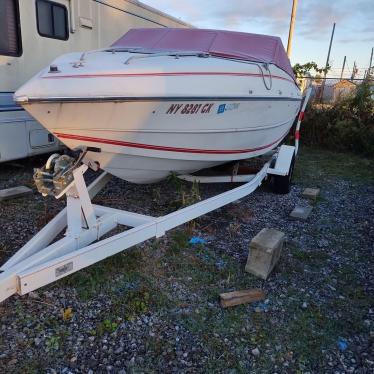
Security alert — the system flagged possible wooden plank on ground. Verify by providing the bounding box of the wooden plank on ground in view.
[220,289,265,308]
[0,186,32,201]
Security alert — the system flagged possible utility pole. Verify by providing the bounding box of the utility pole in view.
[351,61,357,80]
[287,0,298,58]
[368,47,373,78]
[319,22,336,102]
[339,56,346,81]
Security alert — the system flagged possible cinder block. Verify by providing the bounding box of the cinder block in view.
[245,228,285,280]
[302,188,320,201]
[0,186,32,201]
[290,205,313,221]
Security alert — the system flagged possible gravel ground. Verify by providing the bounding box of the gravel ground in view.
[0,147,373,373]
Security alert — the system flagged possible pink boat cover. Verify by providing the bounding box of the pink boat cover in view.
[112,28,295,79]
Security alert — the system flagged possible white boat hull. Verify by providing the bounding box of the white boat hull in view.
[15,50,302,183]
[21,97,299,183]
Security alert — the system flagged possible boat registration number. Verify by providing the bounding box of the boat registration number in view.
[166,103,214,115]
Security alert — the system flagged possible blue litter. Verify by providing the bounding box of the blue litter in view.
[215,259,226,270]
[254,301,268,312]
[189,236,206,245]
[337,338,348,351]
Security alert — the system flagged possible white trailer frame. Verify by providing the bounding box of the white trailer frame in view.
[0,146,282,302]
[0,90,312,303]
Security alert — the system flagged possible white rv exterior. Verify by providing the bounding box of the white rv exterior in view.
[0,0,189,163]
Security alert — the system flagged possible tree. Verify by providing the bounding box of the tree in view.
[314,74,322,84]
[293,62,330,78]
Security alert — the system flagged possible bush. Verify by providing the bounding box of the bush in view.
[301,81,374,157]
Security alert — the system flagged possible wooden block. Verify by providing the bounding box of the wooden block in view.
[0,186,32,201]
[245,228,285,280]
[220,289,265,308]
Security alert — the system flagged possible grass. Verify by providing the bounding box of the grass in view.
[61,245,145,300]
[96,318,119,335]
[289,243,330,265]
[14,359,53,374]
[293,146,374,186]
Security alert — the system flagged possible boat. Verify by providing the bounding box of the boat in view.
[14,28,302,184]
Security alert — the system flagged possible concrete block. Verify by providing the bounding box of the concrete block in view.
[245,228,285,280]
[302,188,320,201]
[0,186,32,201]
[290,205,313,221]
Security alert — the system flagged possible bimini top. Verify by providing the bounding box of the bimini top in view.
[112,28,295,80]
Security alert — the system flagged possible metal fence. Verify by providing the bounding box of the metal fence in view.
[297,76,374,103]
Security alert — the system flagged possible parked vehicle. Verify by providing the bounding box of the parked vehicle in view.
[0,0,189,163]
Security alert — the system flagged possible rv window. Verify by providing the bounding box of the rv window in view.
[0,0,22,57]
[36,0,68,41]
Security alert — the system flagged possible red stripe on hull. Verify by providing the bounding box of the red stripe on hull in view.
[54,132,287,155]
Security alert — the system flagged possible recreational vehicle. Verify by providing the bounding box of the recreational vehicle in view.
[0,0,189,163]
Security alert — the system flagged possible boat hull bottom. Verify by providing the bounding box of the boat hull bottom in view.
[85,151,222,184]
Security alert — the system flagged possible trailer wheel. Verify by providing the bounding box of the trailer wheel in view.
[272,154,295,194]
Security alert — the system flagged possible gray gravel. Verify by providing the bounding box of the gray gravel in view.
[0,150,373,373]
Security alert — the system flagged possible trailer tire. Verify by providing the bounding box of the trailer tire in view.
[272,154,295,194]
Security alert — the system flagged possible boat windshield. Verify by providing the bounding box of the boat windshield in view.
[105,47,208,57]
[105,47,147,53]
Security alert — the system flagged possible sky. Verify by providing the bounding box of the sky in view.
[144,0,374,79]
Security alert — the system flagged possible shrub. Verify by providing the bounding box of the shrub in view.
[301,81,374,156]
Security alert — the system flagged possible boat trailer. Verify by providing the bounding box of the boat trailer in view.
[0,91,311,303]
